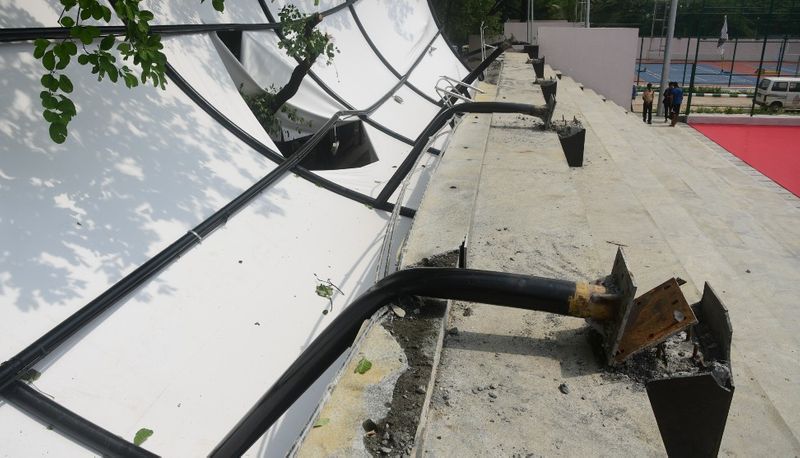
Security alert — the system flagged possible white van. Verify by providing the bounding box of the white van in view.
[754,77,800,110]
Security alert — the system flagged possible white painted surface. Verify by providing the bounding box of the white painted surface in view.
[353,0,439,74]
[539,27,639,108]
[503,20,578,44]
[311,9,401,109]
[163,34,275,146]
[29,175,398,457]
[408,35,470,99]
[369,84,441,140]
[0,41,275,363]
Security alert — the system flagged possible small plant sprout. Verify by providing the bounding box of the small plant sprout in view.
[314,274,344,315]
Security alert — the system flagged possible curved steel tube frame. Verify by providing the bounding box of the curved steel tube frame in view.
[212,267,584,456]
[375,99,556,204]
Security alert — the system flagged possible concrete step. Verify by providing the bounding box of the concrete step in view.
[561,80,800,445]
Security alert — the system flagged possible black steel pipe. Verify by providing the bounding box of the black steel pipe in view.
[375,101,552,204]
[211,267,579,456]
[5,381,158,457]
[459,41,512,96]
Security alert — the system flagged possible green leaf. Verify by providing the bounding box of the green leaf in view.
[312,418,330,428]
[33,39,49,58]
[43,110,62,123]
[20,368,41,383]
[354,357,372,375]
[99,34,115,51]
[77,53,90,65]
[133,428,153,446]
[41,74,59,91]
[55,53,70,70]
[315,284,333,298]
[139,10,154,22]
[63,41,78,56]
[91,3,104,20]
[40,91,58,109]
[49,122,68,144]
[57,97,77,116]
[58,75,73,93]
[42,50,55,70]
[59,16,75,28]
[107,64,118,83]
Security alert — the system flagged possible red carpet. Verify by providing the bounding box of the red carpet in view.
[690,123,800,196]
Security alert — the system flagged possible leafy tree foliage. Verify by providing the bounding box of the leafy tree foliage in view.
[429,0,503,46]
[34,0,224,144]
[434,0,798,46]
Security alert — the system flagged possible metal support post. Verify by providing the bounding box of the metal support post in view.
[656,0,679,117]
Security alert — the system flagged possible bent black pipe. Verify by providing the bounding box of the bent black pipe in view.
[5,381,157,457]
[211,267,579,456]
[458,40,512,96]
[375,101,553,204]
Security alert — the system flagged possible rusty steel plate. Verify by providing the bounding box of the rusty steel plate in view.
[611,277,698,364]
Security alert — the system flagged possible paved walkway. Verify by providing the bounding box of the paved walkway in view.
[419,52,800,456]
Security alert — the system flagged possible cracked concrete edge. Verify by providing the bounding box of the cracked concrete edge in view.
[409,299,450,458]
[290,308,392,457]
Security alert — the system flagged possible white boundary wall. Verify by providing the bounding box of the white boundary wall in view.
[539,27,639,108]
[504,20,579,44]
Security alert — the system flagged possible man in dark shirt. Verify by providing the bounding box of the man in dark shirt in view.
[670,82,684,127]
[662,85,672,122]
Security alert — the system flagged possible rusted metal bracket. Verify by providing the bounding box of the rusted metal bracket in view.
[599,249,698,366]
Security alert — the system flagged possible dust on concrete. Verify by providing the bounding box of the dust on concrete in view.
[362,251,458,457]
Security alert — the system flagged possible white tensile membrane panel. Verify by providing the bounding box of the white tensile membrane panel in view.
[352,0,439,74]
[369,83,442,141]
[0,0,470,455]
[408,33,471,100]
[25,173,398,457]
[162,33,274,146]
[0,41,275,364]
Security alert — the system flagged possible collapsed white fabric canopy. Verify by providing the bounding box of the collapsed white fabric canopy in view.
[0,1,470,455]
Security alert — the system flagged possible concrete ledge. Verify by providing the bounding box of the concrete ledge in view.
[687,114,800,125]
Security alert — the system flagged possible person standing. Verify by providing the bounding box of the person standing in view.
[642,83,654,124]
[670,82,684,127]
[662,84,672,123]
[631,84,637,112]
